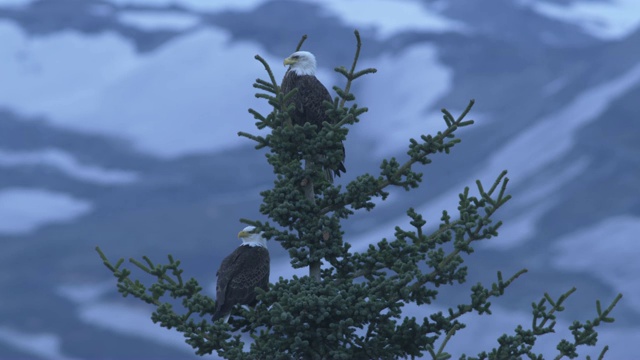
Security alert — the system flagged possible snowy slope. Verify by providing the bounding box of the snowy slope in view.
[0,21,275,157]
[0,188,91,234]
[530,0,640,40]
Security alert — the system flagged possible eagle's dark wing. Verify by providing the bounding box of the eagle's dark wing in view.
[291,75,332,127]
[213,246,270,321]
[281,72,346,179]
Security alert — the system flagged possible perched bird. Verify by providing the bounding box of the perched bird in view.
[212,226,270,323]
[282,50,346,182]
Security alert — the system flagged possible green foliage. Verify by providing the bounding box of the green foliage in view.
[97,31,622,359]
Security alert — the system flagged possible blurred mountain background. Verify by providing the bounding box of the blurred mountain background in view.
[0,0,638,358]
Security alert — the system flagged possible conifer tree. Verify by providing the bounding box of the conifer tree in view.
[96,31,622,359]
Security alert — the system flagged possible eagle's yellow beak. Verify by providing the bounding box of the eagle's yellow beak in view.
[284,57,296,66]
[238,230,250,238]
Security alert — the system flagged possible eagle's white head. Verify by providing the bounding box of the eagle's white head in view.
[238,226,267,248]
[284,51,317,76]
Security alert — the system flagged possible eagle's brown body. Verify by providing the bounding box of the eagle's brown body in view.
[212,244,270,322]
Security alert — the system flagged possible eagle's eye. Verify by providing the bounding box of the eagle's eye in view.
[291,55,299,59]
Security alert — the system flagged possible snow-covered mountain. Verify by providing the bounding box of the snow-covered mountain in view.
[1,0,639,358]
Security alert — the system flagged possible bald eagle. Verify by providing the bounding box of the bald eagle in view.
[212,226,270,323]
[282,51,346,183]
